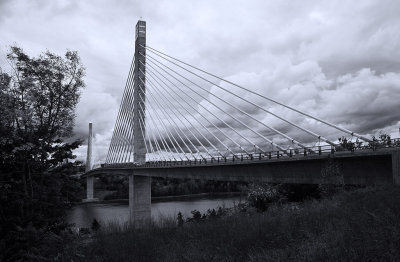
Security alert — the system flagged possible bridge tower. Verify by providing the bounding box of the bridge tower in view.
[86,122,93,199]
[129,20,151,223]
[133,22,146,163]
[83,122,98,202]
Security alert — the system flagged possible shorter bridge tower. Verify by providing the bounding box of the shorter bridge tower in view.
[84,122,98,202]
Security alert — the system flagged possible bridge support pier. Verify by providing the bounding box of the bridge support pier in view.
[129,175,151,224]
[86,176,94,199]
[393,150,400,185]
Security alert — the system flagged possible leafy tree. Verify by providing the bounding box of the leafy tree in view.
[0,46,85,260]
[369,133,395,149]
[337,137,363,151]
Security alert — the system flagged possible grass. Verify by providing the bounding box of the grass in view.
[73,186,400,261]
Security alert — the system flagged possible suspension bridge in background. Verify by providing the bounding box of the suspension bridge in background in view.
[83,20,400,223]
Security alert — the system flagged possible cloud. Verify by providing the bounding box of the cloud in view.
[1,0,399,162]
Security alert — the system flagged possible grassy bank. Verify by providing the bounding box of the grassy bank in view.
[76,186,400,261]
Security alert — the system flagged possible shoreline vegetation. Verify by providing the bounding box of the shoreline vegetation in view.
[63,185,400,261]
[97,177,249,201]
[80,191,245,205]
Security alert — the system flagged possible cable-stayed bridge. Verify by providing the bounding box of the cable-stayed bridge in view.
[84,20,400,222]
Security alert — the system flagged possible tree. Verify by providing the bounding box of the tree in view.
[0,45,85,260]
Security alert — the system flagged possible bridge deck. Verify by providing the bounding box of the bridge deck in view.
[85,148,399,185]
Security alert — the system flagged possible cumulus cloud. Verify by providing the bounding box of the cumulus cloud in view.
[1,0,399,162]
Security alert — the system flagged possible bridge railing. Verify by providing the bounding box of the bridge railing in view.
[97,138,400,169]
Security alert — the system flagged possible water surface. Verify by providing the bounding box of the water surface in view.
[67,195,243,228]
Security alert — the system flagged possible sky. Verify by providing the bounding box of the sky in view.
[1,0,399,164]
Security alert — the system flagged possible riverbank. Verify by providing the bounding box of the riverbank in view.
[68,186,400,261]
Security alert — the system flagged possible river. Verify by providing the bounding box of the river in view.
[67,194,244,228]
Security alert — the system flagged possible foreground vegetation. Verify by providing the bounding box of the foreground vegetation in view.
[67,186,400,261]
[0,46,85,261]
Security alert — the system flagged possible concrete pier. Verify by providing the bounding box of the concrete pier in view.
[129,175,151,224]
[86,176,94,199]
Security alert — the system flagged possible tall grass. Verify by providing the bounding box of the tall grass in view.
[76,186,400,261]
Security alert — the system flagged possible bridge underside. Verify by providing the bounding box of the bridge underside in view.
[87,149,400,185]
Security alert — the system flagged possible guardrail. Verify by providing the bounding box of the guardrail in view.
[100,138,400,169]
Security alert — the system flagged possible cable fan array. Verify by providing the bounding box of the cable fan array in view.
[106,46,370,164]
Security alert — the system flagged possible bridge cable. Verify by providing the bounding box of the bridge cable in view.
[138,99,169,161]
[110,60,136,164]
[137,106,149,159]
[113,68,136,164]
[106,56,136,163]
[145,65,265,155]
[144,45,371,143]
[141,71,242,158]
[143,76,207,158]
[140,109,167,162]
[138,89,178,161]
[138,106,164,162]
[139,91,177,162]
[138,72,215,160]
[146,76,229,159]
[145,95,191,161]
[140,77,207,161]
[109,71,134,163]
[144,52,326,149]
[144,67,252,157]
[138,83,191,161]
[141,55,288,153]
[144,59,280,154]
[140,68,227,159]
[141,80,199,160]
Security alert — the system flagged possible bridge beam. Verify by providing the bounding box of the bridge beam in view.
[129,175,151,224]
[86,176,94,199]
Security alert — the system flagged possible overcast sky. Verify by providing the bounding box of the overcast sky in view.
[1,0,399,164]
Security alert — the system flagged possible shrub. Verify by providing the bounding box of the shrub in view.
[247,183,282,212]
[177,212,184,227]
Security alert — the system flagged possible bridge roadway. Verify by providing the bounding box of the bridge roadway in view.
[85,148,400,185]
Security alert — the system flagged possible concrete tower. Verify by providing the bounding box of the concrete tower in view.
[85,122,95,201]
[129,20,151,224]
[133,20,146,164]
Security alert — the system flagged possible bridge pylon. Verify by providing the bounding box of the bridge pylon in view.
[130,20,151,224]
[83,122,98,202]
[133,20,147,164]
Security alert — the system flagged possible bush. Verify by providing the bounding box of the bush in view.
[247,183,283,212]
[177,212,184,226]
